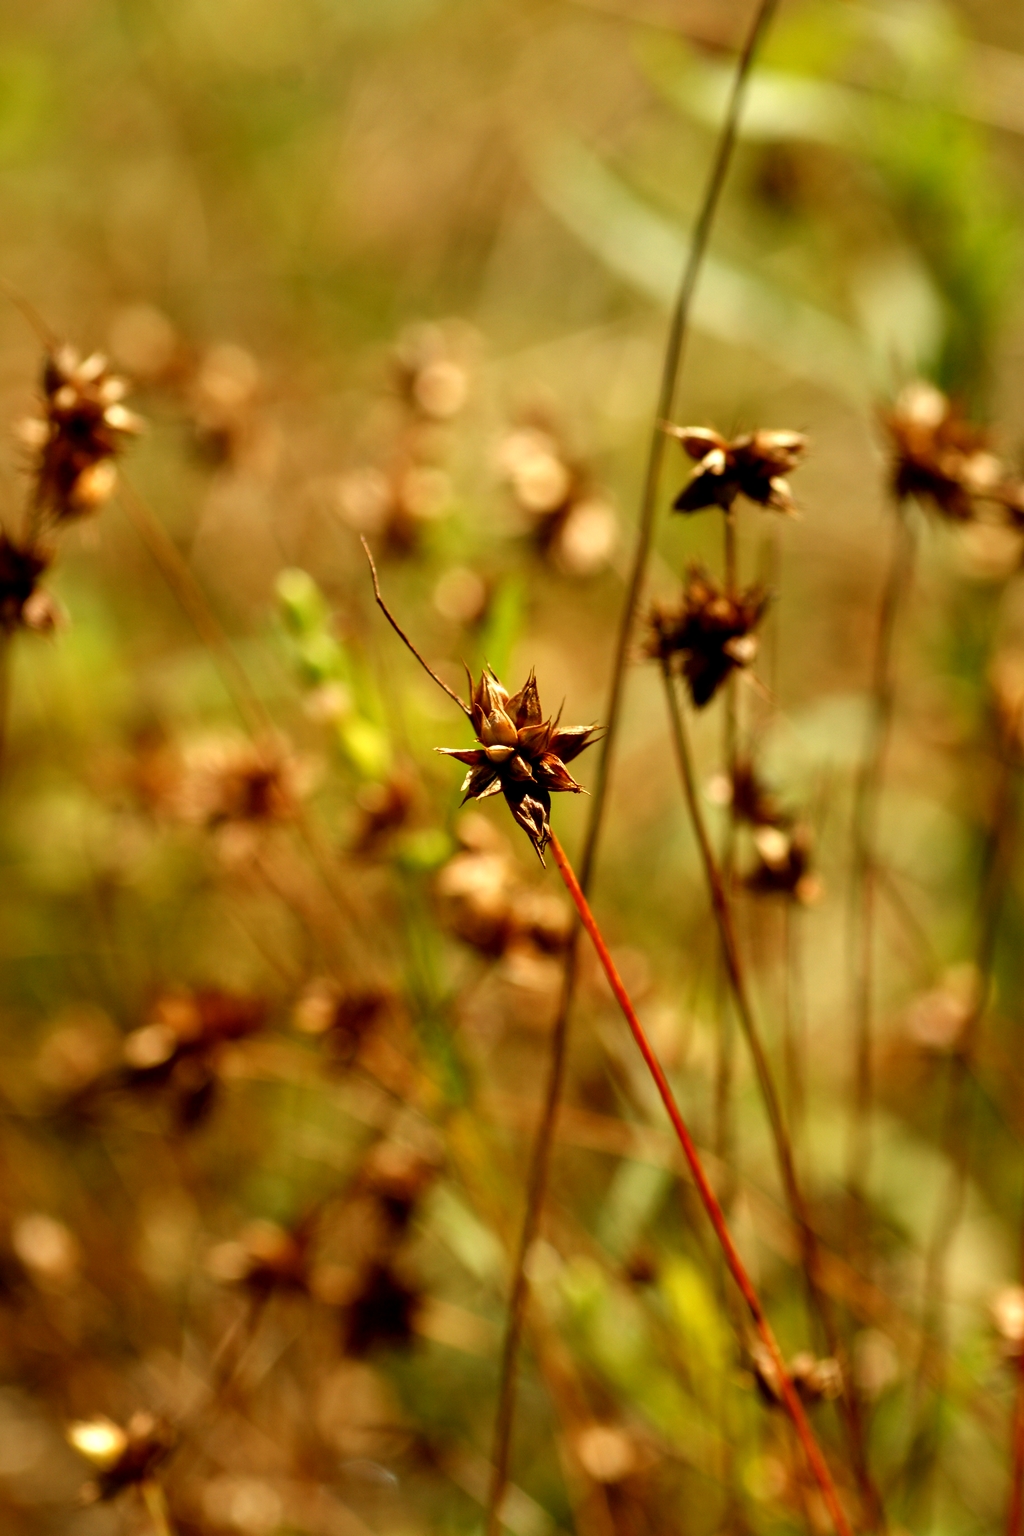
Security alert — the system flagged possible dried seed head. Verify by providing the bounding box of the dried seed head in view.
[883,382,1003,522]
[0,533,59,634]
[24,346,142,522]
[751,1343,843,1408]
[69,1411,173,1501]
[121,989,267,1128]
[498,417,617,576]
[711,758,786,828]
[668,424,807,516]
[646,565,769,707]
[344,1261,422,1357]
[207,1219,311,1296]
[177,737,309,828]
[992,1285,1024,1355]
[747,821,821,904]
[436,819,573,957]
[436,669,600,862]
[392,322,471,422]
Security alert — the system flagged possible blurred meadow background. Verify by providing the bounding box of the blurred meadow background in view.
[3,0,1024,1532]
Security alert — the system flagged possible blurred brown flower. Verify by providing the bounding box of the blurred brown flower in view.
[752,1343,842,1408]
[20,346,141,522]
[498,418,618,577]
[121,989,268,1127]
[666,425,806,515]
[68,1411,173,1502]
[746,821,821,904]
[436,669,599,861]
[0,534,58,633]
[344,1261,422,1357]
[647,565,768,707]
[883,381,1002,522]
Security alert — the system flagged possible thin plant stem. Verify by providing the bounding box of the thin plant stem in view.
[142,1481,175,1536]
[122,477,374,943]
[118,478,274,742]
[902,733,1019,1521]
[782,899,806,1137]
[547,828,853,1536]
[846,499,917,1241]
[362,537,471,720]
[483,5,778,1527]
[716,506,740,1210]
[1007,1187,1024,1536]
[0,630,9,779]
[660,658,885,1531]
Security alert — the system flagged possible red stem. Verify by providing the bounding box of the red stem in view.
[548,829,853,1536]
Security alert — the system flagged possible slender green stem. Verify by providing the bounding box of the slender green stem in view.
[483,6,778,1530]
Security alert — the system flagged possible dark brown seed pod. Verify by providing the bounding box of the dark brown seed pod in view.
[436,668,600,862]
[646,564,769,707]
[0,533,58,633]
[68,1411,173,1502]
[20,346,142,522]
[666,425,806,515]
[882,381,1002,522]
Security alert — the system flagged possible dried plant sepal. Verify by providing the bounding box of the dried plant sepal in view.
[438,668,599,861]
[669,424,808,516]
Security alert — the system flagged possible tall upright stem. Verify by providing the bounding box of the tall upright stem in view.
[1007,1185,1024,1536]
[660,660,885,1530]
[547,829,853,1536]
[846,500,917,1237]
[483,5,778,1530]
[903,737,1018,1522]
[0,631,10,780]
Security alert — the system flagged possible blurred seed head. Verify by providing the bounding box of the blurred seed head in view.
[189,342,263,468]
[20,346,142,523]
[0,534,60,634]
[904,964,979,1052]
[108,304,181,384]
[11,1214,79,1289]
[668,424,807,516]
[883,382,1012,522]
[497,416,617,578]
[647,565,769,708]
[574,1424,638,1484]
[176,736,311,831]
[853,1329,900,1398]
[293,980,392,1066]
[992,1284,1024,1355]
[752,1342,843,1407]
[68,1410,173,1501]
[392,322,471,423]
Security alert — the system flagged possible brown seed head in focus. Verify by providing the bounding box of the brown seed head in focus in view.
[667,425,807,515]
[883,382,1003,522]
[436,669,600,862]
[21,346,142,522]
[646,565,769,707]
